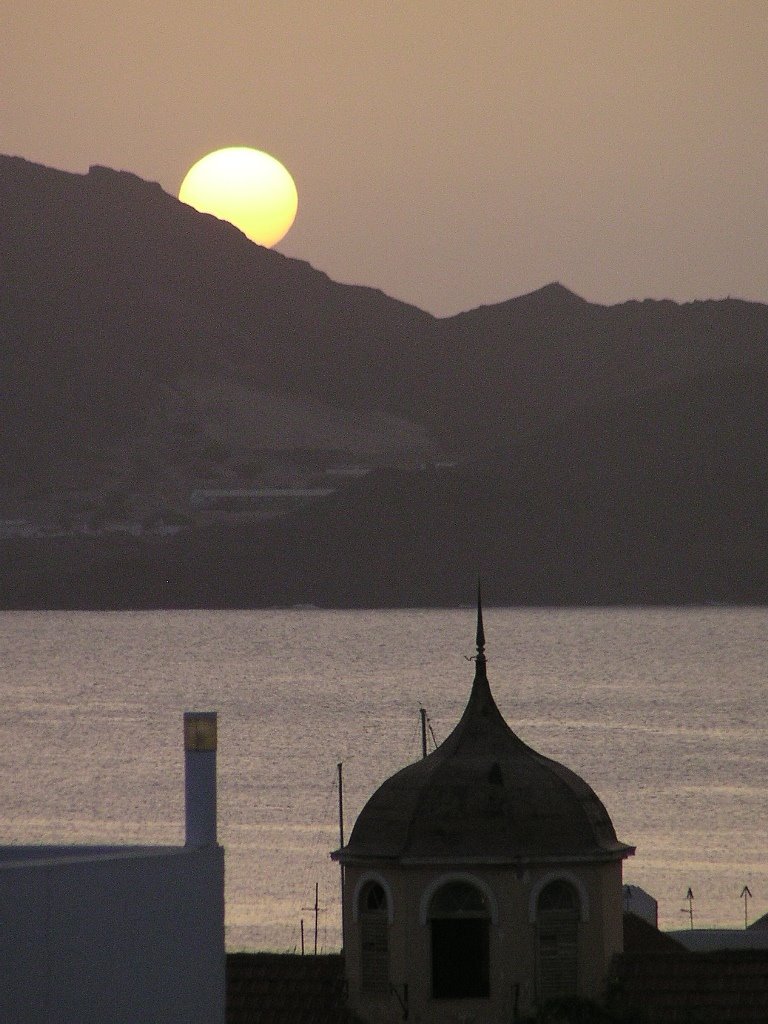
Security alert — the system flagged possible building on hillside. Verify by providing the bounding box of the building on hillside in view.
[0,712,225,1024]
[332,595,635,1023]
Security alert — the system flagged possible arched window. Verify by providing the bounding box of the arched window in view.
[536,880,579,1003]
[429,881,490,999]
[359,881,389,994]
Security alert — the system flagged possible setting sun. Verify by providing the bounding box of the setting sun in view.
[178,147,298,247]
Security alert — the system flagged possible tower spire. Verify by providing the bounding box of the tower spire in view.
[475,579,486,674]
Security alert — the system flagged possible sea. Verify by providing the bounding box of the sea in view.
[0,608,765,951]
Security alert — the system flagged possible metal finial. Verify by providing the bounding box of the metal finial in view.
[476,579,485,660]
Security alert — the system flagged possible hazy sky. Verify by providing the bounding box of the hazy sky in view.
[5,2,768,315]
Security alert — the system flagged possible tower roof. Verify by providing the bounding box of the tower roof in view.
[337,608,633,866]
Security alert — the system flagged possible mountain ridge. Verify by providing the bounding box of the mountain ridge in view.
[3,155,768,606]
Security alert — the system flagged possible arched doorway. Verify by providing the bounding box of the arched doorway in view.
[359,880,389,993]
[429,880,490,999]
[536,879,579,1003]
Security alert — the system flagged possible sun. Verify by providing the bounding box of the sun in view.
[178,147,298,247]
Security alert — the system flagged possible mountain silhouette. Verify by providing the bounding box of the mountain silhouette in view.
[2,155,768,606]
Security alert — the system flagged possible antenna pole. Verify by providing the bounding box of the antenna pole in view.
[420,707,427,759]
[300,918,305,955]
[301,886,326,954]
[337,762,345,848]
[314,882,319,955]
[741,886,752,929]
[337,762,345,950]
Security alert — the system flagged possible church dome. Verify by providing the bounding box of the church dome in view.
[339,603,633,865]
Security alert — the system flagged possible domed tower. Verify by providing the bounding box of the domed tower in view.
[333,595,634,1023]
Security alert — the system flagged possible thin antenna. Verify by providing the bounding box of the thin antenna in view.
[301,883,326,955]
[314,882,319,955]
[681,888,694,930]
[337,762,345,950]
[337,762,345,848]
[741,886,752,930]
[420,707,428,759]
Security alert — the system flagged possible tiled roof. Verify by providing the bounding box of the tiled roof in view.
[228,939,768,1024]
[611,950,768,1024]
[226,952,364,1024]
[623,911,688,953]
[669,928,768,952]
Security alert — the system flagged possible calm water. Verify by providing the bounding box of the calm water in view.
[0,608,765,949]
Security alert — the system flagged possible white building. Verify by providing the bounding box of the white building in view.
[0,712,225,1024]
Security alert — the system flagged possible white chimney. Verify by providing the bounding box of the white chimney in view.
[184,711,218,846]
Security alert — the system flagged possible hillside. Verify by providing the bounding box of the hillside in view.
[2,155,768,606]
[0,155,436,486]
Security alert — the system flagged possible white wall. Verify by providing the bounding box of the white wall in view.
[0,844,225,1024]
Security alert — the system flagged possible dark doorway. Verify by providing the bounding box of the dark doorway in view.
[429,881,490,999]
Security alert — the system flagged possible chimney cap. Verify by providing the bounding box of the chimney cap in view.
[184,711,217,751]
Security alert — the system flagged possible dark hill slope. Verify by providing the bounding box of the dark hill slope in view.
[431,287,768,447]
[5,156,768,467]
[3,155,768,605]
[0,156,436,482]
